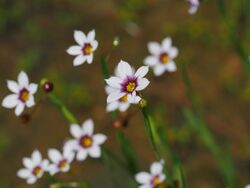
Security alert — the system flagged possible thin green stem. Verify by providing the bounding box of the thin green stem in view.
[48,93,78,124]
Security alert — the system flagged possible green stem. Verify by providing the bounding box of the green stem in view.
[48,93,78,124]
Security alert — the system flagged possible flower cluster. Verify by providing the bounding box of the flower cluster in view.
[135,160,166,188]
[17,119,106,184]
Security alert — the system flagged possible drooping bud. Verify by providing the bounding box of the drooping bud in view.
[19,113,30,124]
[40,79,54,93]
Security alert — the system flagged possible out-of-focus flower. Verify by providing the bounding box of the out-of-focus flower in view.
[2,71,38,116]
[105,86,130,112]
[66,30,98,66]
[135,160,166,188]
[47,148,74,175]
[144,37,178,76]
[245,185,250,188]
[187,0,200,14]
[64,119,107,161]
[105,60,149,104]
[17,150,49,184]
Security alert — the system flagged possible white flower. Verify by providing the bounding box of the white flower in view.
[245,185,250,188]
[64,119,107,161]
[47,148,74,175]
[105,85,130,112]
[66,30,98,66]
[135,160,166,188]
[105,60,150,104]
[187,0,200,14]
[144,37,178,76]
[17,150,49,184]
[2,71,38,116]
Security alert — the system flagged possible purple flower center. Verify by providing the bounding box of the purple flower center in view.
[79,135,93,148]
[159,52,169,64]
[82,43,92,55]
[18,88,29,103]
[58,159,68,169]
[121,77,138,93]
[32,166,42,176]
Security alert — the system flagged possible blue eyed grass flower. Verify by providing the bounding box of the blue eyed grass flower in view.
[105,60,150,104]
[47,148,75,175]
[67,30,98,66]
[135,160,166,188]
[17,150,49,184]
[144,37,178,76]
[64,119,107,161]
[2,71,38,116]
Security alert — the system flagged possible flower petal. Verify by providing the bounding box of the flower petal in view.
[150,161,163,175]
[82,119,94,135]
[64,149,75,163]
[7,80,19,93]
[48,149,62,163]
[148,42,161,55]
[136,78,150,91]
[26,95,35,107]
[119,103,130,112]
[63,140,77,153]
[76,150,88,161]
[105,77,122,89]
[162,37,172,51]
[73,55,86,66]
[116,60,133,78]
[32,150,42,164]
[165,61,177,72]
[135,172,151,184]
[17,169,31,179]
[106,101,119,112]
[107,91,125,103]
[153,65,165,76]
[48,164,58,176]
[66,45,82,55]
[135,66,149,78]
[15,103,25,116]
[2,94,18,108]
[74,30,86,46]
[169,47,178,59]
[70,124,82,138]
[18,71,29,87]
[23,158,34,169]
[88,146,101,158]
[127,93,141,104]
[86,54,93,64]
[144,56,157,66]
[87,30,95,41]
[27,176,37,184]
[91,40,98,51]
[93,134,107,145]
[28,83,38,94]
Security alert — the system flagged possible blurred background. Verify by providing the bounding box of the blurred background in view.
[0,0,249,187]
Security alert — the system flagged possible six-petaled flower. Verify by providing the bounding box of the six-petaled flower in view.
[2,71,38,116]
[67,30,98,66]
[135,160,166,188]
[144,37,178,76]
[47,148,75,175]
[105,60,150,105]
[17,150,49,184]
[64,119,107,161]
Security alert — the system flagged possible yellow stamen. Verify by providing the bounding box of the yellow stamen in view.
[125,82,136,93]
[80,136,93,148]
[19,89,29,102]
[160,54,169,64]
[58,160,68,169]
[83,43,92,55]
[32,166,42,176]
[120,94,128,102]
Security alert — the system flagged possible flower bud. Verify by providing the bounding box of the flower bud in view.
[41,79,54,93]
[139,98,147,108]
